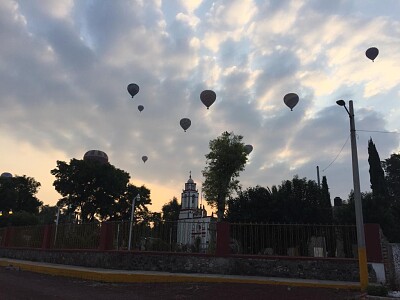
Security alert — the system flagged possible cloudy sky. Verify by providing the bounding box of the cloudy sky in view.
[1,0,399,213]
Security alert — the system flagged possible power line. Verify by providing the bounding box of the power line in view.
[320,129,397,172]
[357,129,399,134]
[322,134,350,172]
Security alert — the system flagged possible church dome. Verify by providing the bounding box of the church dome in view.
[187,171,194,183]
[1,172,13,178]
[83,150,109,164]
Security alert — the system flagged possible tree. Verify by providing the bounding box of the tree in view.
[111,184,152,222]
[383,153,400,202]
[383,153,400,241]
[320,176,333,223]
[226,176,333,224]
[51,159,151,222]
[202,131,248,221]
[37,205,58,225]
[226,186,276,223]
[6,211,40,227]
[0,175,42,215]
[276,176,325,223]
[162,197,180,222]
[366,139,396,240]
[368,138,388,199]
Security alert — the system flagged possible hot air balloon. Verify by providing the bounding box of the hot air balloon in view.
[138,105,144,112]
[180,118,191,132]
[200,90,216,109]
[142,156,148,163]
[127,83,139,98]
[283,93,299,111]
[366,47,379,62]
[244,144,253,154]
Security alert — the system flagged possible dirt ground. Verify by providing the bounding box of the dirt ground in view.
[0,266,362,300]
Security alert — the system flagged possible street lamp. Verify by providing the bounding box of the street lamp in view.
[336,99,368,291]
[128,194,140,251]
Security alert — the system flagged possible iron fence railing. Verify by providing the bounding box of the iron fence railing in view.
[53,222,101,249]
[7,225,45,248]
[1,221,357,259]
[112,220,216,254]
[230,223,357,258]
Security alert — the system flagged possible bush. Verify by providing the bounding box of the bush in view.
[366,284,388,297]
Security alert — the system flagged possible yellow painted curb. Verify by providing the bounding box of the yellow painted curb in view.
[0,259,360,290]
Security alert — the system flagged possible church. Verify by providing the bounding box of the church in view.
[177,173,216,252]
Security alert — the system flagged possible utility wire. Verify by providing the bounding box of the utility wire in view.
[357,129,400,134]
[321,129,397,172]
[322,134,350,172]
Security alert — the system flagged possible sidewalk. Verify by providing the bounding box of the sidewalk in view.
[0,258,360,290]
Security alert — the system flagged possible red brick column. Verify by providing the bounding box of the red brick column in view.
[3,227,15,247]
[99,222,114,251]
[364,223,383,263]
[216,222,230,256]
[41,225,54,249]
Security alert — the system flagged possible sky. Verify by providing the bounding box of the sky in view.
[1,0,399,214]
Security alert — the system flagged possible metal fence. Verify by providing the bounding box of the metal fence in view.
[230,223,357,258]
[4,225,45,248]
[1,222,357,259]
[54,222,101,249]
[112,220,216,253]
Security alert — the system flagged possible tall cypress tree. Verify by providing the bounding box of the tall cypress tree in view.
[320,176,332,223]
[368,138,387,199]
[367,138,394,239]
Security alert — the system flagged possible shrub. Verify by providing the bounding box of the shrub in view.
[366,284,388,297]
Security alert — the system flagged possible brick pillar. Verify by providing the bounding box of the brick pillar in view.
[3,227,15,247]
[364,223,383,263]
[216,222,230,256]
[41,225,53,249]
[99,222,114,251]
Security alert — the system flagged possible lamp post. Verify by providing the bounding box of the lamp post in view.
[336,99,368,291]
[128,194,140,251]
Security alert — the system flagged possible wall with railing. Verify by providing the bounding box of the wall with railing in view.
[0,221,383,261]
[0,220,217,253]
[0,221,387,282]
[230,223,357,258]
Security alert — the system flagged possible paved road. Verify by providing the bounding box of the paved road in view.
[0,266,361,300]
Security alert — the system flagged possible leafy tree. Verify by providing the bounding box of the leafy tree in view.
[226,176,333,224]
[383,153,400,202]
[332,194,355,225]
[383,153,400,241]
[51,159,151,222]
[334,190,398,242]
[0,175,42,215]
[162,197,180,221]
[202,131,248,221]
[37,205,59,225]
[277,176,325,223]
[110,184,151,222]
[226,186,276,222]
[7,211,40,226]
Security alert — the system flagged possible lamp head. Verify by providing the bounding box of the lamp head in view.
[336,100,346,106]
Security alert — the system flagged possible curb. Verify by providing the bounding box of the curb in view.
[0,258,361,290]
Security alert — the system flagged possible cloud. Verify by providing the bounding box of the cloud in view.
[1,0,399,212]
